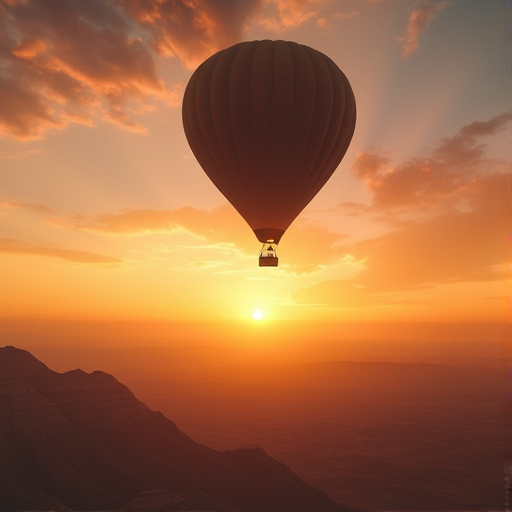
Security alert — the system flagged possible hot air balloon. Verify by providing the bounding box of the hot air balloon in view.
[182,40,356,266]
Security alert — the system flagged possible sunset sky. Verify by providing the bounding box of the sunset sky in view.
[0,0,509,356]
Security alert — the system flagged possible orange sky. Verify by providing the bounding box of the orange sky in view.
[0,0,509,356]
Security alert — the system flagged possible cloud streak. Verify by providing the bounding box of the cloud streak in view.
[0,201,54,216]
[397,0,449,58]
[52,204,348,274]
[257,0,317,32]
[121,0,263,68]
[0,238,122,264]
[54,205,241,239]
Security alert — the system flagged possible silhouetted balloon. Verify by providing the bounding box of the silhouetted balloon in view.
[182,40,356,265]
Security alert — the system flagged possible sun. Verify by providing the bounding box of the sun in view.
[252,309,264,320]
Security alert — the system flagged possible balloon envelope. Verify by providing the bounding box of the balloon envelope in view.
[182,39,356,245]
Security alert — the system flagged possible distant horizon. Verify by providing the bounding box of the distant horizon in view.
[1,317,505,384]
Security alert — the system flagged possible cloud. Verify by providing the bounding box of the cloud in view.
[354,174,509,288]
[397,0,450,58]
[1,198,344,273]
[56,205,241,238]
[257,0,317,31]
[316,9,359,29]
[53,204,348,274]
[255,0,358,33]
[0,238,122,264]
[121,0,263,69]
[0,201,55,216]
[351,112,512,213]
[292,113,511,307]
[0,0,168,139]
[292,173,509,307]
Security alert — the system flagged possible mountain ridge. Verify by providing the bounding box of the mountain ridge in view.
[0,345,352,512]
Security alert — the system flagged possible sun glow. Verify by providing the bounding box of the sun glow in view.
[252,309,264,320]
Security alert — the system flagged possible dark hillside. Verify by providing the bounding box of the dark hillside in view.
[0,346,351,512]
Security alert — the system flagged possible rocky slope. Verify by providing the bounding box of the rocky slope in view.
[0,345,351,512]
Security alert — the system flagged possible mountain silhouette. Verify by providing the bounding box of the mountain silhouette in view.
[0,346,352,512]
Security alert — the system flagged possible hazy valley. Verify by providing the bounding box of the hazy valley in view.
[127,360,506,510]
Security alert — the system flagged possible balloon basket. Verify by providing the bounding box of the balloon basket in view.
[259,242,278,266]
[259,256,278,267]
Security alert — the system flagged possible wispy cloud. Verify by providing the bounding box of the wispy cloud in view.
[256,0,358,32]
[0,238,122,264]
[0,201,54,216]
[256,0,317,31]
[53,205,241,239]
[121,0,263,69]
[351,112,512,212]
[397,0,450,58]
[315,9,359,29]
[52,204,348,274]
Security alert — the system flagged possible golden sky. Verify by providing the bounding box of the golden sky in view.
[0,0,509,345]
